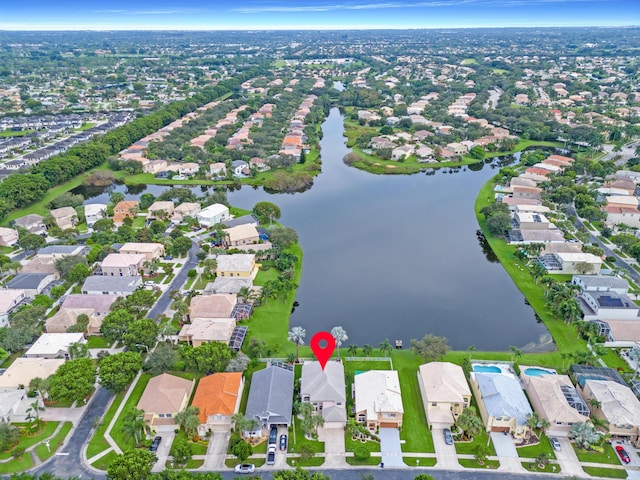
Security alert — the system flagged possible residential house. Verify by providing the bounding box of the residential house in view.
[147,201,174,220]
[300,361,347,428]
[143,159,167,174]
[188,294,236,321]
[222,215,259,229]
[512,185,542,200]
[172,202,201,223]
[391,145,414,161]
[245,364,294,433]
[417,362,471,429]
[119,243,165,261]
[231,160,249,177]
[540,252,602,275]
[6,273,56,298]
[0,390,33,423]
[572,276,629,295]
[45,294,117,334]
[603,205,640,229]
[0,289,26,328]
[521,371,590,436]
[36,245,85,263]
[49,207,77,231]
[196,204,230,227]
[0,358,65,389]
[14,214,46,235]
[445,142,468,156]
[84,204,107,228]
[513,212,551,230]
[99,253,146,277]
[137,373,195,433]
[249,157,269,172]
[470,371,533,438]
[0,227,18,247]
[81,275,143,296]
[581,379,640,446]
[192,372,244,436]
[354,370,404,431]
[204,277,253,295]
[223,224,260,248]
[209,162,226,178]
[578,291,639,321]
[24,333,86,359]
[178,318,236,347]
[112,200,139,225]
[216,254,259,279]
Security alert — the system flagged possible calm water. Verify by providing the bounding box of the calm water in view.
[79,108,552,351]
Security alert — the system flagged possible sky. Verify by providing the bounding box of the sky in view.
[1,0,638,30]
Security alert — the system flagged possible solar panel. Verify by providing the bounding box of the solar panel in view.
[598,296,624,308]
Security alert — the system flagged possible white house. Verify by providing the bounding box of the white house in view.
[84,204,107,228]
[196,204,231,227]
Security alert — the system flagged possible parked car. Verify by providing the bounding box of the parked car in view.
[616,445,631,464]
[149,436,161,452]
[443,428,453,445]
[234,463,256,474]
[267,445,276,465]
[550,438,561,451]
[269,426,278,445]
[279,434,287,451]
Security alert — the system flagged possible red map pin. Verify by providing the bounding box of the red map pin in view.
[310,331,336,371]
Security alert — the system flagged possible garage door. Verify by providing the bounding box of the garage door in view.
[380,422,397,428]
[491,426,510,432]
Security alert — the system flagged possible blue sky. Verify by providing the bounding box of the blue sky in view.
[1,0,638,30]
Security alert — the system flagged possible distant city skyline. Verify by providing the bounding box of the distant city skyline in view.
[1,0,639,30]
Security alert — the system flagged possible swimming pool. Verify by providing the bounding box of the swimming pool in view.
[473,365,502,373]
[524,367,556,376]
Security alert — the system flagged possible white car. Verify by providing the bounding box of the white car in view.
[234,463,255,474]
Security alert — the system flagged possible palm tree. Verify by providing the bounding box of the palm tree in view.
[26,400,44,432]
[232,413,251,436]
[509,346,522,363]
[587,398,602,410]
[570,421,601,450]
[467,345,476,361]
[68,342,89,359]
[347,344,359,357]
[379,338,393,357]
[362,344,373,357]
[456,407,483,441]
[561,352,573,370]
[330,326,348,360]
[175,406,201,439]
[526,413,541,434]
[589,415,608,434]
[122,408,146,445]
[288,326,306,363]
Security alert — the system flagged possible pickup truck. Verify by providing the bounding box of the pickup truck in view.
[266,445,276,465]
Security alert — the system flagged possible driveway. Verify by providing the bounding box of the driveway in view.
[203,430,230,470]
[490,432,526,474]
[378,427,404,467]
[432,427,460,469]
[550,436,584,477]
[151,430,175,472]
[317,425,347,467]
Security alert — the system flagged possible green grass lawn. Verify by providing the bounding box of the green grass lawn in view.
[573,443,620,465]
[225,457,266,468]
[111,374,152,451]
[345,433,380,466]
[87,336,112,349]
[86,390,125,459]
[583,466,628,478]
[459,458,500,469]
[0,421,60,459]
[454,430,496,456]
[0,452,33,473]
[394,351,434,453]
[516,434,556,460]
[523,461,561,474]
[34,421,72,461]
[170,430,208,456]
[91,449,119,471]
[403,456,437,467]
[288,417,324,456]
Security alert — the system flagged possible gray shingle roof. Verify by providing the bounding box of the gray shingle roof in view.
[81,275,142,293]
[245,365,294,426]
[475,373,532,426]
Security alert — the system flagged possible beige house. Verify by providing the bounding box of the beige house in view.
[417,362,471,428]
[178,318,236,347]
[143,159,168,174]
[147,201,175,220]
[100,253,146,276]
[49,207,77,231]
[521,372,590,436]
[0,227,18,247]
[514,212,551,230]
[354,370,404,431]
[215,254,259,279]
[300,361,347,428]
[44,294,117,335]
[581,379,640,446]
[137,373,195,433]
[119,243,165,261]
[188,294,237,320]
[223,224,260,248]
[192,372,244,436]
[14,214,46,235]
[0,358,65,389]
[0,289,26,328]
[172,202,201,222]
[549,252,602,275]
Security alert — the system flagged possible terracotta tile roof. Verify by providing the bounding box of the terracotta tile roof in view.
[192,372,243,423]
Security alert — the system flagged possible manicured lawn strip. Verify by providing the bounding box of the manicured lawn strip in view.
[459,458,500,469]
[170,430,208,456]
[87,336,112,349]
[295,455,325,467]
[343,359,392,375]
[0,453,33,473]
[86,390,125,459]
[454,430,496,456]
[403,456,437,467]
[523,461,561,474]
[574,443,620,465]
[2,162,109,225]
[345,455,379,466]
[0,421,59,459]
[91,450,119,470]
[244,243,302,355]
[583,466,628,478]
[345,432,380,466]
[34,421,72,461]
[394,350,434,453]
[516,434,556,460]
[226,457,266,468]
[111,374,152,451]
[288,416,324,455]
[186,459,204,469]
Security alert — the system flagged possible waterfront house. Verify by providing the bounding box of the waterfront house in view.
[147,201,174,220]
[113,201,139,226]
[572,275,629,295]
[418,362,471,429]
[300,361,347,428]
[222,224,260,248]
[578,291,639,321]
[84,204,107,228]
[188,294,236,321]
[354,370,404,431]
[196,204,230,227]
[49,207,77,231]
[14,214,46,236]
[215,254,259,279]
[172,202,201,223]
